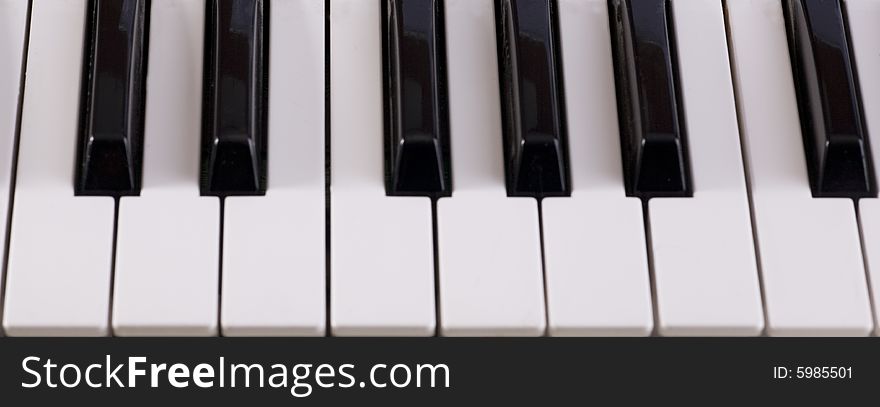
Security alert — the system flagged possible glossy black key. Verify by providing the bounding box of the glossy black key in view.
[783,0,875,198]
[76,0,149,196]
[201,0,268,196]
[609,0,692,198]
[382,0,451,197]
[495,0,569,197]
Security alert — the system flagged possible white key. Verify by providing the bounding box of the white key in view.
[541,0,652,337]
[3,0,115,336]
[642,0,764,336]
[112,0,220,336]
[330,0,435,336]
[437,0,545,336]
[844,0,880,337]
[726,0,873,336]
[0,0,29,336]
[221,0,326,336]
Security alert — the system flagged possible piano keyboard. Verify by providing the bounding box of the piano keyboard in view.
[0,0,878,337]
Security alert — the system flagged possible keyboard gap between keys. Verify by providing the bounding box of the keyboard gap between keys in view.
[0,0,33,337]
[853,201,880,336]
[721,0,770,336]
[640,199,660,337]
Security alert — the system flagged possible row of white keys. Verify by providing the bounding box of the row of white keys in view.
[438,0,545,336]
[646,0,763,336]
[3,0,116,336]
[330,0,436,336]
[0,0,31,335]
[112,0,220,336]
[541,0,652,336]
[726,0,873,336]
[844,0,880,336]
[222,0,326,336]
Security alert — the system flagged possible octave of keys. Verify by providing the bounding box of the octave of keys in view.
[0,0,878,337]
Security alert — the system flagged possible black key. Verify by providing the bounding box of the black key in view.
[382,0,451,197]
[609,0,692,199]
[783,0,876,198]
[201,0,268,196]
[76,0,149,196]
[495,0,569,197]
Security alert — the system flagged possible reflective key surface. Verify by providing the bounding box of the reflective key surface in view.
[609,0,692,198]
[783,0,876,198]
[201,0,268,196]
[495,0,570,197]
[383,0,451,197]
[76,0,149,196]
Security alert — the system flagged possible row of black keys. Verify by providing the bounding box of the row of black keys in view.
[77,0,874,199]
[79,0,268,196]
